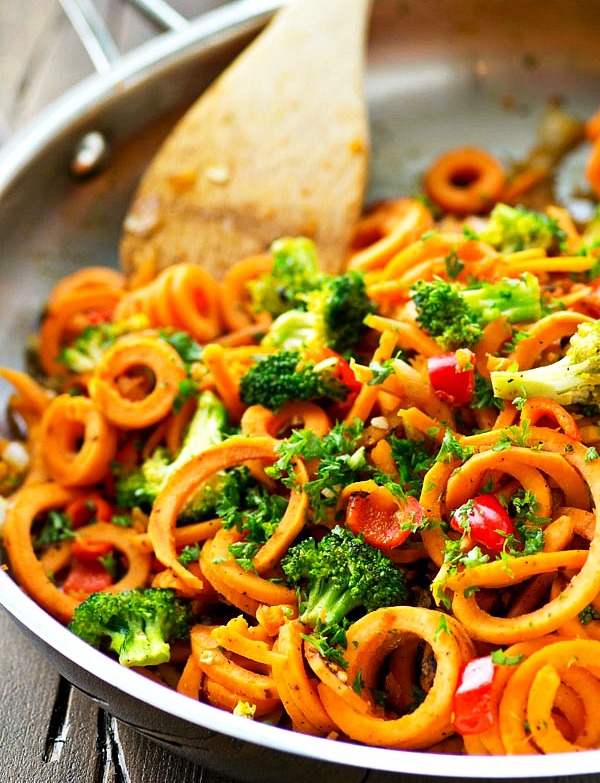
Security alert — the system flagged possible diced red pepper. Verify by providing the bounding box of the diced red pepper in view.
[453,655,497,735]
[71,538,114,561]
[345,485,425,551]
[85,309,113,326]
[451,493,515,553]
[427,349,475,405]
[63,558,114,597]
[65,494,113,528]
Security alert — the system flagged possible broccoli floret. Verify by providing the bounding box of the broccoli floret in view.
[411,278,483,350]
[281,525,408,628]
[239,350,351,411]
[490,320,600,405]
[305,271,376,352]
[115,389,228,518]
[59,315,149,374]
[461,273,541,325]
[478,203,565,254]
[68,588,191,667]
[263,271,375,352]
[411,274,541,350]
[249,236,321,317]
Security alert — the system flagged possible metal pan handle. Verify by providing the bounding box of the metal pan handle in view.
[57,0,189,74]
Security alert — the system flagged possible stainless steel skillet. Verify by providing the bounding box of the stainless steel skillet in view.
[1,1,600,781]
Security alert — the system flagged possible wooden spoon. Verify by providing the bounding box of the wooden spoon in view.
[120,0,371,280]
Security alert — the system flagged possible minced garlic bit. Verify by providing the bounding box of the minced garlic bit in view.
[370,415,389,430]
[233,700,256,719]
[2,441,29,471]
[205,165,230,185]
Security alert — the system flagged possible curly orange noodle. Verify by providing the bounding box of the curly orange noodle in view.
[220,254,273,331]
[368,232,497,299]
[39,288,124,376]
[363,313,443,358]
[424,147,507,215]
[445,447,589,515]
[190,624,281,710]
[520,397,580,441]
[200,527,298,614]
[3,483,151,623]
[0,367,53,416]
[441,431,600,645]
[386,357,455,424]
[498,640,600,754]
[501,252,598,275]
[271,619,338,735]
[473,318,513,381]
[46,266,125,310]
[114,262,224,342]
[369,239,499,303]
[241,401,331,440]
[39,394,118,486]
[546,205,582,254]
[316,606,474,749]
[344,330,397,425]
[210,615,281,667]
[505,310,594,371]
[201,343,247,423]
[369,439,399,479]
[548,575,594,640]
[176,654,203,699]
[148,436,301,591]
[88,334,187,429]
[347,198,434,272]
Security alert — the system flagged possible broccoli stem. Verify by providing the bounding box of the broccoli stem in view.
[301,580,363,627]
[491,355,588,404]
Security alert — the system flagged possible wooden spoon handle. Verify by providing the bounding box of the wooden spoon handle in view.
[120,0,372,280]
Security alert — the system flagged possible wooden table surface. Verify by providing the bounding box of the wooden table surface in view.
[0,4,244,781]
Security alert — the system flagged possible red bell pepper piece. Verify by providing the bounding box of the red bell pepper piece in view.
[451,493,515,553]
[453,655,497,735]
[427,348,475,405]
[65,494,113,528]
[63,558,114,597]
[345,485,424,551]
[71,538,114,561]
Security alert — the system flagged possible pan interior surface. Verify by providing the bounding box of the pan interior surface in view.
[1,0,600,780]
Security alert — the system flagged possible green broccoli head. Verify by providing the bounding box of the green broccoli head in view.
[68,588,191,667]
[281,525,408,628]
[461,272,541,326]
[114,389,228,512]
[59,315,149,374]
[305,271,377,352]
[238,350,352,411]
[262,271,375,353]
[478,203,566,254]
[411,278,483,350]
[490,320,600,405]
[411,274,541,351]
[248,236,321,317]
